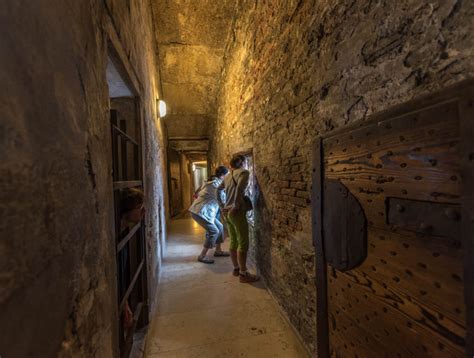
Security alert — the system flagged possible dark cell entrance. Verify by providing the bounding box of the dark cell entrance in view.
[107,50,149,358]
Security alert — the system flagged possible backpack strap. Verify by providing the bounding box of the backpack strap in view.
[231,170,238,186]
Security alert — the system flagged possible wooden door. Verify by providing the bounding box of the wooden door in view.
[312,80,474,357]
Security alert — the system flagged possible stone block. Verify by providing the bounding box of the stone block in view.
[280,188,296,196]
[296,190,310,199]
[290,181,307,190]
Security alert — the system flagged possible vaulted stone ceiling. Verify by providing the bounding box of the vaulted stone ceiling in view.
[152,0,237,142]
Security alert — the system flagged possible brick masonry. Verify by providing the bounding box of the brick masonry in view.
[210,0,473,352]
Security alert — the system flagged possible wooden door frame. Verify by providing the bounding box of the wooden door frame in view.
[104,12,150,358]
[459,82,474,356]
[311,79,474,357]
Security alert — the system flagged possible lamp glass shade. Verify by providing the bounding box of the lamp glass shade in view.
[158,100,167,117]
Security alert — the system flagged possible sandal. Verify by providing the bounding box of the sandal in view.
[232,268,240,277]
[197,256,214,264]
[239,272,259,283]
[214,250,230,257]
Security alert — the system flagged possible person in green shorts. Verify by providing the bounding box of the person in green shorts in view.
[218,155,259,283]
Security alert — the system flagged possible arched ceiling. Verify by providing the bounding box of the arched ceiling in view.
[152,0,237,142]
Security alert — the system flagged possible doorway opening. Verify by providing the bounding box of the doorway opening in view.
[167,148,208,217]
[106,48,148,358]
[192,161,208,193]
[167,148,183,217]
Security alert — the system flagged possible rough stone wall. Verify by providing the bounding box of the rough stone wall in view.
[210,0,474,352]
[0,1,167,357]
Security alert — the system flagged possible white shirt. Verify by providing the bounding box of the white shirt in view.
[189,178,224,223]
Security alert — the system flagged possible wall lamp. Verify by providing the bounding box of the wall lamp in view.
[158,99,167,118]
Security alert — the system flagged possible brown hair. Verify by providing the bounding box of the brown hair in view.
[120,188,144,215]
[215,165,229,177]
[230,155,245,169]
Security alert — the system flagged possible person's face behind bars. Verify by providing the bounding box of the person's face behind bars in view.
[126,202,145,224]
[122,189,145,226]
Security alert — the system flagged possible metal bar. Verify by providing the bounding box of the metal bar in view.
[127,221,138,311]
[118,259,144,314]
[113,180,142,190]
[120,120,128,180]
[312,138,329,358]
[140,222,149,326]
[113,190,121,244]
[135,99,143,182]
[117,136,123,181]
[117,222,141,253]
[459,87,474,357]
[111,110,119,181]
[133,143,139,180]
[112,125,138,145]
[132,302,143,327]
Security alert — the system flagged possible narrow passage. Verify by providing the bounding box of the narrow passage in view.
[144,216,309,357]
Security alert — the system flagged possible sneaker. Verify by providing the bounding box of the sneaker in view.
[214,250,230,257]
[197,256,214,264]
[239,272,259,283]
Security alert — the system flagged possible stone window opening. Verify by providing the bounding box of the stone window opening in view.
[243,153,255,227]
[232,150,256,226]
[232,150,257,271]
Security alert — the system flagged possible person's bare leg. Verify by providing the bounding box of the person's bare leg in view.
[230,249,239,268]
[238,250,259,283]
[237,250,247,272]
[199,247,209,257]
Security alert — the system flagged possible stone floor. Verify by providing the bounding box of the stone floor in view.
[143,217,309,358]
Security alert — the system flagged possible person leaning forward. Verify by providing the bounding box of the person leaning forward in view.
[218,155,259,283]
[189,166,230,264]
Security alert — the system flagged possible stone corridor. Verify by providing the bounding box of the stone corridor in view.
[143,217,308,357]
[2,1,474,357]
